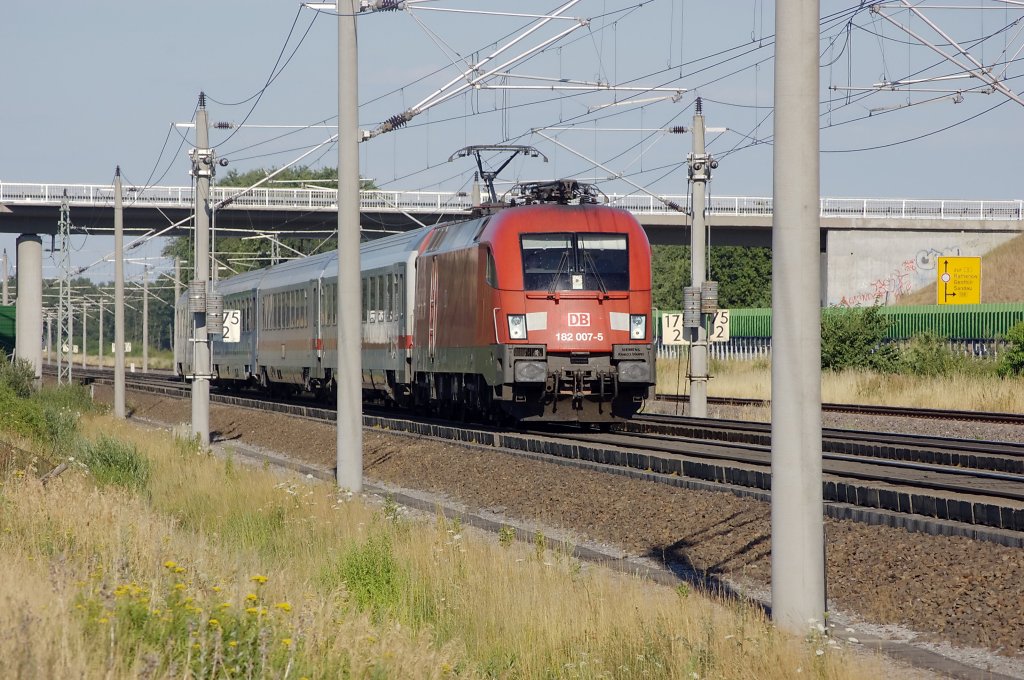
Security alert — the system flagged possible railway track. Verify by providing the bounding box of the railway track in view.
[655,392,1024,425]
[62,367,1024,546]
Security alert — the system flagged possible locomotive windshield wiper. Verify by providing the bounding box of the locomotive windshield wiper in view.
[582,249,608,294]
[547,250,570,295]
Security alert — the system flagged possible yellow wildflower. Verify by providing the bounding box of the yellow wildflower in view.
[281,638,293,647]
[274,602,292,613]
[212,586,222,593]
[228,641,238,648]
[208,618,220,628]
[97,617,109,624]
[245,607,259,615]
[250,575,268,585]
[163,560,177,570]
[245,593,258,602]
[173,583,186,591]
[173,566,185,574]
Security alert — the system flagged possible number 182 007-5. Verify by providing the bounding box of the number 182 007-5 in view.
[555,332,604,342]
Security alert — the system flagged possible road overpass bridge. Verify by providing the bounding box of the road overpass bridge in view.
[2,181,1023,246]
[2,181,1023,309]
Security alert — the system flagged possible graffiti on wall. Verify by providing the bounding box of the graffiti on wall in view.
[835,245,963,307]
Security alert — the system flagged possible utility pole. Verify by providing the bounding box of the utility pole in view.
[142,266,149,373]
[337,0,363,492]
[46,313,52,365]
[685,99,717,418]
[57,198,73,385]
[771,0,826,634]
[174,258,181,374]
[2,249,8,305]
[68,301,74,371]
[98,300,104,366]
[81,300,87,368]
[114,167,126,419]
[190,93,213,448]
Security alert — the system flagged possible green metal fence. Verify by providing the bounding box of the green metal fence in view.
[0,305,14,357]
[656,303,1024,340]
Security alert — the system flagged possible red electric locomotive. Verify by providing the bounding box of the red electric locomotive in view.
[408,179,654,423]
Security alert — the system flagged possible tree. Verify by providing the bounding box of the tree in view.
[162,165,374,280]
[651,245,772,311]
[820,305,899,372]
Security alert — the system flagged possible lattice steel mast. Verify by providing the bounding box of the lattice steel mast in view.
[56,195,73,385]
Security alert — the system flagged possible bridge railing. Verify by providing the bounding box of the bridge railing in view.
[2,182,1022,220]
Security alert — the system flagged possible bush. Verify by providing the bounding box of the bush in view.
[997,321,1024,377]
[898,332,965,376]
[0,385,47,440]
[35,383,96,414]
[0,358,36,398]
[820,306,899,372]
[321,530,403,618]
[81,436,151,492]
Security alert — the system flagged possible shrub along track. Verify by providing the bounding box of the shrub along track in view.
[72,373,1024,674]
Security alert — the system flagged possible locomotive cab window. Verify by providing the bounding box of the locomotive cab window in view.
[521,233,629,292]
[485,247,498,288]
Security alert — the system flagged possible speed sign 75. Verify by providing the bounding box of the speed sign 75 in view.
[222,309,241,343]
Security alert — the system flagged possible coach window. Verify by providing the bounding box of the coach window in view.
[372,277,378,321]
[376,275,384,321]
[396,274,404,317]
[330,284,337,326]
[386,274,394,320]
[364,280,372,325]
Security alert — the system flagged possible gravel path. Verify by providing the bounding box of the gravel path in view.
[104,386,1024,675]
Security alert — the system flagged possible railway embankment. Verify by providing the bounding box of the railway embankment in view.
[85,380,1024,679]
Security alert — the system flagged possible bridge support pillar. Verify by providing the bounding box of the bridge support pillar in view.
[15,234,43,389]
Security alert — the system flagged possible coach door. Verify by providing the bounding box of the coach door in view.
[387,272,398,361]
[313,279,324,363]
[428,258,438,361]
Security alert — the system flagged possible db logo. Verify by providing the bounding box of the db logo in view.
[567,312,591,327]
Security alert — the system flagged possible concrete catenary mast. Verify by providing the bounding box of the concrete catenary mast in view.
[770,0,826,634]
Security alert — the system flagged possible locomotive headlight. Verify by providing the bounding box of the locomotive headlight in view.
[514,360,547,383]
[618,360,650,383]
[629,314,646,339]
[507,314,528,340]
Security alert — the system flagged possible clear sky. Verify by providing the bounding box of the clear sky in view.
[2,1,1023,282]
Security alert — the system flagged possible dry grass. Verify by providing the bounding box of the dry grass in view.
[45,352,174,372]
[657,356,1024,413]
[899,233,1024,305]
[0,412,899,678]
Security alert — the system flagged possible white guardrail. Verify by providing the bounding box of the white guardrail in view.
[1,182,1023,220]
